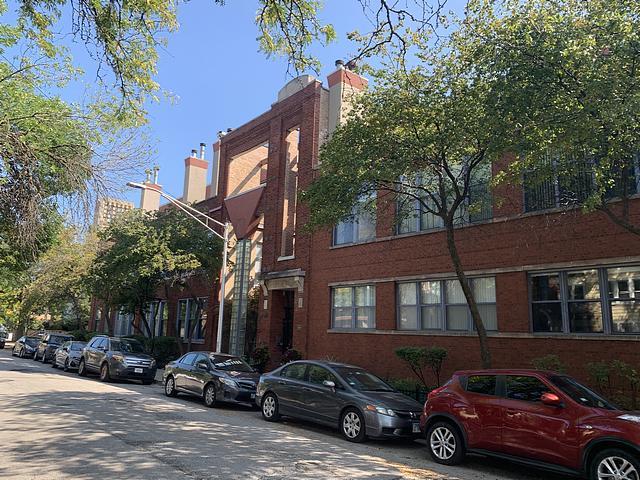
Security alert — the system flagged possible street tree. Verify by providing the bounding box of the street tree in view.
[301,33,499,368]
[90,208,223,350]
[19,228,97,331]
[463,0,640,235]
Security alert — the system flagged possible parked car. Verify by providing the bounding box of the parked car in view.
[78,335,156,384]
[163,352,260,407]
[52,341,87,371]
[0,325,7,349]
[421,369,640,480]
[12,336,41,358]
[34,332,74,363]
[256,360,423,442]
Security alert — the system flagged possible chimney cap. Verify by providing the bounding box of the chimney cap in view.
[335,59,344,67]
[191,149,198,157]
[199,142,206,147]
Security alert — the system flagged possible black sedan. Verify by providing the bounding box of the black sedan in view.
[256,360,424,442]
[12,336,41,358]
[163,352,259,408]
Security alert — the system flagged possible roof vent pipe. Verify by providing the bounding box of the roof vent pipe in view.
[191,149,197,158]
[152,165,160,184]
[199,142,206,160]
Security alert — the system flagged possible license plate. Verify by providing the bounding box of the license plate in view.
[412,423,421,433]
[134,368,143,374]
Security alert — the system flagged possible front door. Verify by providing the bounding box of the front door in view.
[281,291,294,353]
[275,362,308,416]
[188,354,211,395]
[501,375,579,468]
[302,365,343,424]
[460,374,503,451]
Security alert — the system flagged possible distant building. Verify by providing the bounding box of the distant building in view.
[93,197,134,227]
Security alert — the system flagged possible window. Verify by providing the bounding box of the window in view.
[333,194,376,245]
[147,301,168,337]
[529,267,640,335]
[307,366,339,386]
[281,363,307,380]
[465,375,497,395]
[505,376,550,403]
[176,298,208,341]
[115,309,133,336]
[398,277,496,332]
[397,170,492,235]
[331,285,376,329]
[180,353,197,365]
[608,266,640,333]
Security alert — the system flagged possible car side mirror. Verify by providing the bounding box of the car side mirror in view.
[541,392,562,407]
[323,380,336,390]
[196,361,209,371]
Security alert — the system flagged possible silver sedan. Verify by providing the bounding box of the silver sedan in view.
[52,341,86,371]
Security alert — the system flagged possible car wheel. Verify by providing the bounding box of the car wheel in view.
[51,360,57,368]
[591,448,640,480]
[33,351,38,361]
[340,408,367,443]
[63,359,70,372]
[164,376,178,397]
[78,358,87,377]
[427,421,465,466]
[261,393,280,422]
[203,384,216,408]
[41,353,48,364]
[19,348,24,358]
[99,363,111,382]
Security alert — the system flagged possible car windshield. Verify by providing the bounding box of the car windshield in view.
[549,375,617,410]
[110,340,145,354]
[25,337,40,347]
[334,367,394,392]
[210,355,254,373]
[49,335,71,345]
[70,342,86,351]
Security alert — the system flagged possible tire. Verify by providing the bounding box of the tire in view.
[590,448,640,480]
[203,383,217,408]
[33,351,38,361]
[41,353,48,364]
[164,376,178,397]
[426,421,465,466]
[63,359,70,372]
[261,393,280,422]
[99,363,111,382]
[340,408,367,443]
[19,348,25,359]
[78,358,87,377]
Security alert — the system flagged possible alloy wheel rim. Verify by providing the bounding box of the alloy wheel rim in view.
[343,412,361,438]
[101,365,107,379]
[263,396,275,417]
[205,386,215,405]
[598,456,639,480]
[430,427,456,460]
[166,378,174,394]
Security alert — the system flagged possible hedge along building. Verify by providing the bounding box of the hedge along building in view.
[90,63,640,382]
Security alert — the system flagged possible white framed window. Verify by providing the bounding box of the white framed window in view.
[333,194,376,246]
[176,298,209,341]
[398,277,497,332]
[331,285,376,329]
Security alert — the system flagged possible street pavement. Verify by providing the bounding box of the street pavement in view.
[0,347,568,480]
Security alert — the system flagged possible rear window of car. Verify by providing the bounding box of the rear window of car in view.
[49,335,71,344]
[25,337,40,347]
[465,375,497,395]
[70,342,86,351]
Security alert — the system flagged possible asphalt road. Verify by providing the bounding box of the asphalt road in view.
[0,347,569,480]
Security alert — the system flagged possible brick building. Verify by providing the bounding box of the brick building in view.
[90,64,640,383]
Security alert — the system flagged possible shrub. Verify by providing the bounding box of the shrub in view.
[248,343,270,373]
[531,354,565,373]
[149,336,180,368]
[395,346,448,388]
[280,348,302,365]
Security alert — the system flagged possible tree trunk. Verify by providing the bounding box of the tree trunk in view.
[444,222,492,369]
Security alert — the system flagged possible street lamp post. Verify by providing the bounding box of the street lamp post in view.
[126,181,229,353]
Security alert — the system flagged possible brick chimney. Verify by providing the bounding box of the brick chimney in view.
[327,60,368,136]
[140,166,161,211]
[183,146,208,204]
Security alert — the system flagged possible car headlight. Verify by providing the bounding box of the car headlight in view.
[150,359,156,368]
[366,405,396,416]
[112,354,127,366]
[220,378,238,388]
[618,414,640,424]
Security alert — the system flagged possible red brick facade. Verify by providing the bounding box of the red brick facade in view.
[91,69,640,386]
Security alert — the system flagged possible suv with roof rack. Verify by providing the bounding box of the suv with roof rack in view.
[421,369,640,480]
[78,335,156,385]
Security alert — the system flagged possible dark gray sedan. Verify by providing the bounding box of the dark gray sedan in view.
[52,341,86,371]
[163,352,260,408]
[256,360,424,443]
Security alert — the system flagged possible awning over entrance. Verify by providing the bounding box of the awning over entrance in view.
[224,185,265,239]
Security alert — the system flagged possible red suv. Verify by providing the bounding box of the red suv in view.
[421,369,640,480]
